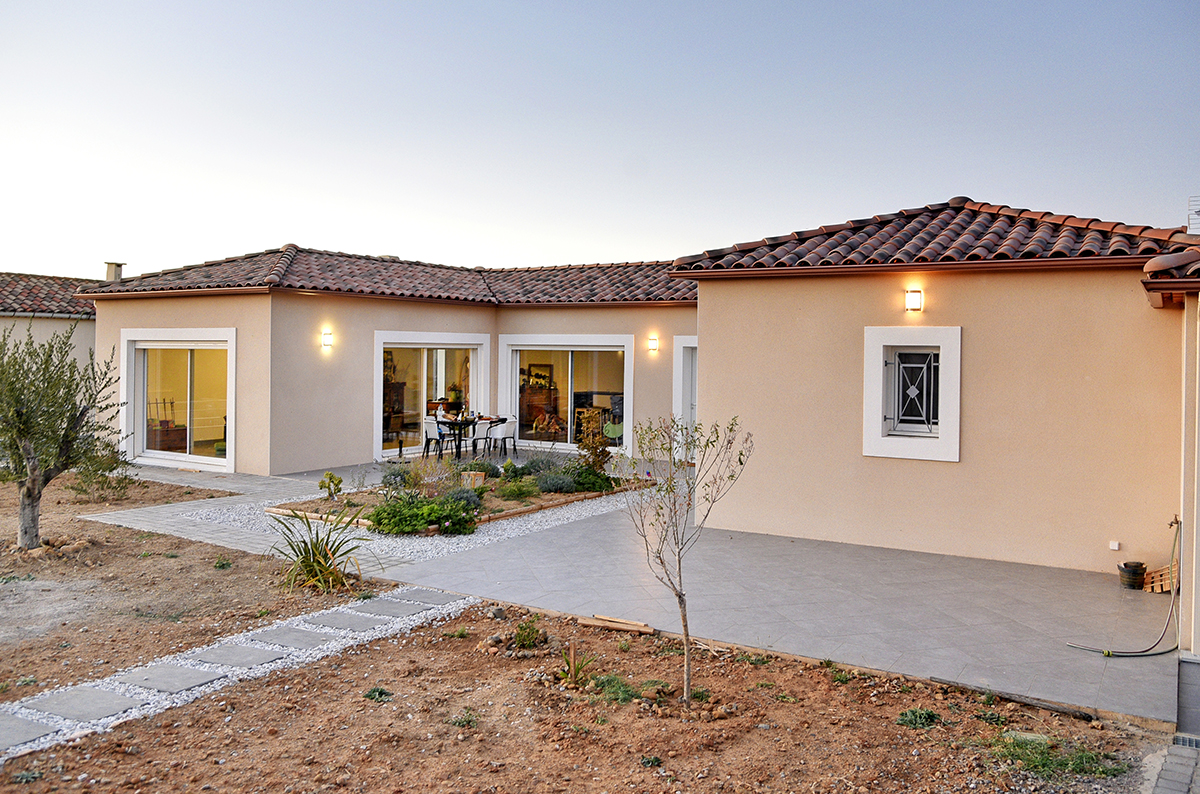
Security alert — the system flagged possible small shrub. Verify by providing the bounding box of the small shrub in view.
[445,707,478,728]
[395,457,460,498]
[897,708,940,729]
[363,687,393,703]
[617,638,631,652]
[11,770,43,783]
[270,510,366,593]
[523,455,561,474]
[367,495,477,536]
[832,670,851,684]
[975,710,1007,726]
[536,471,576,493]
[214,554,232,570]
[640,755,662,768]
[497,477,540,501]
[576,411,612,473]
[443,626,469,639]
[502,459,519,480]
[565,461,613,492]
[514,613,541,648]
[16,676,36,686]
[445,487,482,509]
[461,460,501,479]
[691,688,710,702]
[319,471,343,501]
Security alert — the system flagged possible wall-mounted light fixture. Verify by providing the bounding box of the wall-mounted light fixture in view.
[648,335,659,351]
[321,330,333,348]
[904,289,924,312]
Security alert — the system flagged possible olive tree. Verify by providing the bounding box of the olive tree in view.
[0,324,119,549]
[618,415,753,706]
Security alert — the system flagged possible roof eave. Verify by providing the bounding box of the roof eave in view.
[0,311,95,320]
[670,255,1152,280]
[82,286,274,300]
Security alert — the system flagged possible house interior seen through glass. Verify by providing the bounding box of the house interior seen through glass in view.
[144,348,227,458]
[517,349,623,446]
[382,347,471,451]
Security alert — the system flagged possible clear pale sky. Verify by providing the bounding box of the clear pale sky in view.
[2,1,1196,279]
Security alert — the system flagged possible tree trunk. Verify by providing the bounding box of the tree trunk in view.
[18,478,42,550]
[677,591,691,707]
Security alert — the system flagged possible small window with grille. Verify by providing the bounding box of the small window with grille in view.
[886,348,939,436]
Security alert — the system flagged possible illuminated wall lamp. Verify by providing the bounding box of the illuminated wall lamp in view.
[321,330,333,348]
[904,289,924,312]
[648,335,659,351]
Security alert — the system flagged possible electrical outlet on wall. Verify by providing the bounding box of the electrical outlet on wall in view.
[1110,540,1121,551]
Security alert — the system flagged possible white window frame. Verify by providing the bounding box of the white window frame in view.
[120,328,236,474]
[373,331,491,460]
[863,326,960,462]
[672,335,698,425]
[497,334,634,456]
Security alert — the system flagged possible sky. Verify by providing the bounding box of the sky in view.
[1,1,1197,280]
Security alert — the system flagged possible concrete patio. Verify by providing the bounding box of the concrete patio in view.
[386,509,1179,725]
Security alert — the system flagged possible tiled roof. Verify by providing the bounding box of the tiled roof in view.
[77,245,695,305]
[671,197,1200,275]
[481,261,693,304]
[0,272,99,318]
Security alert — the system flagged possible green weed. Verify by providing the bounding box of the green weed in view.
[897,708,940,729]
[819,658,837,668]
[591,674,639,704]
[514,614,541,648]
[755,681,775,689]
[255,608,271,618]
[0,573,34,584]
[10,770,43,783]
[737,653,771,665]
[640,756,662,768]
[691,688,710,702]
[557,645,598,687]
[16,676,36,686]
[163,552,179,559]
[994,737,1128,780]
[443,627,470,639]
[775,693,798,703]
[975,710,1007,726]
[214,554,232,570]
[363,687,393,703]
[445,707,478,728]
[617,639,631,652]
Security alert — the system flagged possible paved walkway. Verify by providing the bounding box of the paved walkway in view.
[0,463,1189,789]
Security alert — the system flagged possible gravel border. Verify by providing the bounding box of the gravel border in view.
[0,589,476,765]
[181,491,629,565]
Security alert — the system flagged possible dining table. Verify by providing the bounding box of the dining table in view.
[436,416,477,460]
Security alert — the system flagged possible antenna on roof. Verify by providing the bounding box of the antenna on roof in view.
[1190,196,1200,236]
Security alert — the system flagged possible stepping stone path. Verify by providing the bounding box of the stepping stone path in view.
[0,587,472,763]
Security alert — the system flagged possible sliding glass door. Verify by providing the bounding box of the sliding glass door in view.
[143,348,228,458]
[517,349,623,445]
[382,346,472,452]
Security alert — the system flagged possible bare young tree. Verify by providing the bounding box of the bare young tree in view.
[0,324,119,549]
[618,415,753,706]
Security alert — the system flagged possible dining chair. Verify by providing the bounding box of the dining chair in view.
[422,416,444,459]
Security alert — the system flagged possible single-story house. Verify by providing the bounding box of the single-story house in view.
[2,270,100,363]
[75,196,1200,727]
[79,248,697,476]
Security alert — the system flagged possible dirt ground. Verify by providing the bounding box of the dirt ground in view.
[0,476,1165,793]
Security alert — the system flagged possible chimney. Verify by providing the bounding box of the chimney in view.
[105,262,124,282]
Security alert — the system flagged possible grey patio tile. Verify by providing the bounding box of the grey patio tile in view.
[0,712,57,751]
[252,626,338,649]
[351,599,431,619]
[30,687,149,722]
[189,644,288,668]
[889,647,973,682]
[114,664,226,694]
[304,612,392,631]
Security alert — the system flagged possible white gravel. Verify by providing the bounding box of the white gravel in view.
[181,492,629,565]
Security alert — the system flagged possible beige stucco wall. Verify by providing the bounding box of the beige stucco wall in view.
[92,294,273,474]
[698,268,1181,573]
[267,292,498,474]
[2,316,96,366]
[95,292,698,476]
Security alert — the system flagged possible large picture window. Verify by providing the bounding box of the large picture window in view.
[516,349,624,445]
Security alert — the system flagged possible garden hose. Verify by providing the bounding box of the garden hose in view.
[1066,516,1180,658]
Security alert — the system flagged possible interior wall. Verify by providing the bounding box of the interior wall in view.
[698,268,1182,573]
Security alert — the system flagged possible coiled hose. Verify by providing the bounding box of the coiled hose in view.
[1066,516,1180,658]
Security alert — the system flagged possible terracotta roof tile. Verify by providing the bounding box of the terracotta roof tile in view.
[77,246,694,305]
[1,272,99,318]
[672,198,1200,278]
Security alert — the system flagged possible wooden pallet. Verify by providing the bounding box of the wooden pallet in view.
[1143,560,1179,593]
[577,614,655,635]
